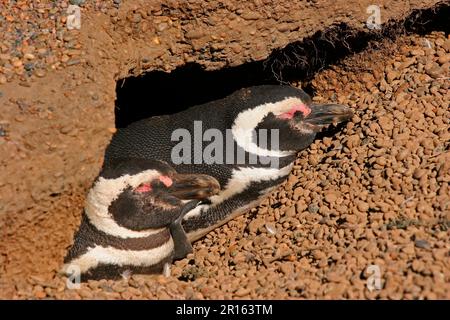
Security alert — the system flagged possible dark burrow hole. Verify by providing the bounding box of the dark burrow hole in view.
[115,3,449,128]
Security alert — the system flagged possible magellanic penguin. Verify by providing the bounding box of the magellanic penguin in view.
[103,85,353,242]
[63,158,220,280]
[66,85,353,280]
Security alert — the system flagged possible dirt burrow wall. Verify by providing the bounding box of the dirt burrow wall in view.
[0,0,444,219]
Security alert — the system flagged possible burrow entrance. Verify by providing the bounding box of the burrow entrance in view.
[115,3,449,129]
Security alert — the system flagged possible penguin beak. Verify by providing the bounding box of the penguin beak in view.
[168,174,220,200]
[303,104,353,130]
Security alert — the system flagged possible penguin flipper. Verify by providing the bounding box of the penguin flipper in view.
[170,221,193,260]
[170,200,199,260]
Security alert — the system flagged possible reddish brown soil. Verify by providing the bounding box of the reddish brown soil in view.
[0,0,444,215]
[0,0,448,299]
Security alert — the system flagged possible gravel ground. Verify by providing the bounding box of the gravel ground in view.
[0,0,114,84]
[0,31,449,299]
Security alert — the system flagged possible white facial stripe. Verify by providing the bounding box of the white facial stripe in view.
[231,97,304,157]
[183,164,293,220]
[85,169,164,238]
[63,239,174,274]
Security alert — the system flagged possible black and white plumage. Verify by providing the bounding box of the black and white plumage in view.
[65,85,352,279]
[64,159,220,280]
[104,85,353,241]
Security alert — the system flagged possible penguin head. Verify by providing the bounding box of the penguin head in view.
[98,158,220,201]
[85,158,220,235]
[233,86,353,154]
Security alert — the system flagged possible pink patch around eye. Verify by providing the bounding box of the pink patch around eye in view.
[296,103,312,116]
[135,183,152,193]
[277,103,311,119]
[159,175,173,187]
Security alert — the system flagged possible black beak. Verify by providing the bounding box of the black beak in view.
[304,104,353,129]
[168,174,220,200]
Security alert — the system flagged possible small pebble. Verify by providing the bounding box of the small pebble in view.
[308,203,319,214]
[414,239,431,250]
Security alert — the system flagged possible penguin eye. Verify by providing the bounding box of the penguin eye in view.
[134,175,173,194]
[277,104,311,120]
[158,175,173,187]
[293,111,306,120]
[135,183,152,193]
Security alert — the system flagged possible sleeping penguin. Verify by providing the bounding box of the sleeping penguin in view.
[66,85,353,279]
[63,158,220,280]
[104,85,353,241]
